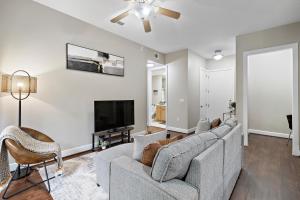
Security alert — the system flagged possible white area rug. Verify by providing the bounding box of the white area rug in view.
[39,153,109,200]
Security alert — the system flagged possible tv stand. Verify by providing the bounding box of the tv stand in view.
[92,126,134,151]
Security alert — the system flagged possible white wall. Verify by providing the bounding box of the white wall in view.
[248,49,293,134]
[166,49,206,131]
[207,55,236,70]
[166,50,189,130]
[0,0,165,154]
[188,50,206,129]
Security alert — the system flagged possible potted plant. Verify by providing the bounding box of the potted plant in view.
[99,140,109,150]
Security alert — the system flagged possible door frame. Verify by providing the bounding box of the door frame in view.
[242,43,300,156]
[147,65,168,128]
[200,67,235,121]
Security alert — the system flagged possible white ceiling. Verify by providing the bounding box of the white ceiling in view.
[33,0,300,59]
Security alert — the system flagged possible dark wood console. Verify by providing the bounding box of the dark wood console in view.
[92,127,134,151]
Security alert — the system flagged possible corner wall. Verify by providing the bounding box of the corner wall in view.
[188,50,206,129]
[166,49,206,132]
[166,50,189,130]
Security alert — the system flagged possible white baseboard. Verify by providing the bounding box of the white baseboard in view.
[248,129,292,139]
[188,127,196,133]
[131,130,146,136]
[167,126,196,134]
[61,143,94,157]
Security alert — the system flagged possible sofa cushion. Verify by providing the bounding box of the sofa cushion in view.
[210,125,232,138]
[94,143,133,192]
[151,132,218,182]
[132,131,167,161]
[195,119,211,134]
[221,118,238,128]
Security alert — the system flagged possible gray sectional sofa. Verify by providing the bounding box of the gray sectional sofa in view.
[95,121,242,200]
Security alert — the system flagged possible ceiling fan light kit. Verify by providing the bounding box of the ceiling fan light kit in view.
[110,0,181,33]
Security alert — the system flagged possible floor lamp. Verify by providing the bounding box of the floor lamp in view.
[1,70,37,179]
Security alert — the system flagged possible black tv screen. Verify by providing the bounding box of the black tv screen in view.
[94,100,134,132]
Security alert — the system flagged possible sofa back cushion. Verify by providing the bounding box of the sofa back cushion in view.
[195,119,211,134]
[151,132,218,182]
[141,135,184,167]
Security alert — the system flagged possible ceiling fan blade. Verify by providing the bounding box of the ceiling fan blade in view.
[111,11,130,23]
[158,7,181,19]
[143,20,151,33]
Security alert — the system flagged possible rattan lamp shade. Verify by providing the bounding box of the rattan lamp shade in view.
[1,74,37,93]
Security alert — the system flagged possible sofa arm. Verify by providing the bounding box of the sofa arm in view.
[185,140,224,200]
[110,156,198,200]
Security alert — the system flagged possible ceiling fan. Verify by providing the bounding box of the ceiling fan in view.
[110,0,181,33]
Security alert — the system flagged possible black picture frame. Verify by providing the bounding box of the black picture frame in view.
[66,43,125,77]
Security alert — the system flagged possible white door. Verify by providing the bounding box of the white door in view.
[207,69,234,120]
[200,68,208,120]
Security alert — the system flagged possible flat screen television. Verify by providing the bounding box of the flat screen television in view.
[94,100,134,132]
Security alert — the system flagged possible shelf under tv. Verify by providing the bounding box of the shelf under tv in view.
[92,126,134,151]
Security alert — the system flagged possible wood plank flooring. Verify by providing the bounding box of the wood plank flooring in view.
[1,133,300,200]
[230,134,300,200]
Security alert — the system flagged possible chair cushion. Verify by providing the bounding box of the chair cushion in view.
[151,132,218,182]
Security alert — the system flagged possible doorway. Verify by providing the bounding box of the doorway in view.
[147,62,167,129]
[200,67,235,121]
[243,43,299,156]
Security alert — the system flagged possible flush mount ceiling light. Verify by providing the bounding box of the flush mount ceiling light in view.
[213,50,224,60]
[110,0,181,33]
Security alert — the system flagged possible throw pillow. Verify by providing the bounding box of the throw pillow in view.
[141,135,184,167]
[141,143,162,167]
[195,119,211,134]
[132,131,167,161]
[211,118,222,129]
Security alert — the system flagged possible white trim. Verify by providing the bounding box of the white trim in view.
[147,65,168,128]
[206,67,234,72]
[167,126,196,134]
[188,127,196,133]
[248,129,292,139]
[242,43,300,156]
[149,122,166,129]
[131,130,146,136]
[61,143,94,157]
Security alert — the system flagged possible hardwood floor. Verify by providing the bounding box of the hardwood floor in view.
[230,134,300,200]
[1,133,300,200]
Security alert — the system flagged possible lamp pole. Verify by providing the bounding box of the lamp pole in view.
[18,89,22,127]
